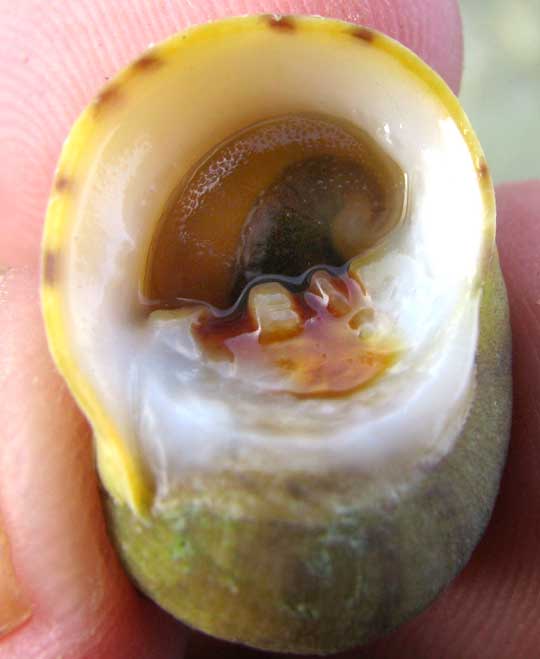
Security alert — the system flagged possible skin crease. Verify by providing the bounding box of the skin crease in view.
[0,1,538,658]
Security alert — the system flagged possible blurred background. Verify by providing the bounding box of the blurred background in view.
[460,0,540,184]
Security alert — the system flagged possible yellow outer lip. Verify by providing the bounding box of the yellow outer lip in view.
[40,14,496,516]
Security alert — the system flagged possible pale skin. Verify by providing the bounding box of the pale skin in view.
[0,1,539,657]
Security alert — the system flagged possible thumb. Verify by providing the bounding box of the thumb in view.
[0,268,187,659]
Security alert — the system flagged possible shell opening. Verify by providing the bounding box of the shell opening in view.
[143,113,407,396]
[144,113,407,310]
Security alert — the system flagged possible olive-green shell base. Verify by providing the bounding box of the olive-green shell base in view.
[104,255,511,655]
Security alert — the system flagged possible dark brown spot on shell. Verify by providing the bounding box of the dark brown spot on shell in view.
[55,176,71,193]
[94,85,122,115]
[478,159,489,179]
[43,251,58,286]
[266,15,296,31]
[133,53,162,72]
[351,26,375,43]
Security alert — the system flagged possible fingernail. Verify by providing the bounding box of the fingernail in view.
[0,521,32,637]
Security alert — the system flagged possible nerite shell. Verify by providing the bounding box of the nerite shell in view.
[41,15,511,655]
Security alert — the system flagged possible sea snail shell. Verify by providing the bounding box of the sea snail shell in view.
[41,15,511,655]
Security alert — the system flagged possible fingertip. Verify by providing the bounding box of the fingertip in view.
[495,178,540,441]
[496,179,540,243]
[0,267,187,658]
[0,522,32,640]
[496,180,540,325]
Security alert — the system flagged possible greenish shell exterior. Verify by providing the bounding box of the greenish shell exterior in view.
[106,256,511,654]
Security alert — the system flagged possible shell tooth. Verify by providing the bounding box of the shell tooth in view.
[346,262,370,296]
[308,271,352,316]
[348,306,375,330]
[348,306,393,345]
[247,282,301,343]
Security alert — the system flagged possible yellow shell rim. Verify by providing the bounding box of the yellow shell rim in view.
[40,14,496,515]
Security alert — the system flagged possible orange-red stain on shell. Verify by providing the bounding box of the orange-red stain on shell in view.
[192,273,397,398]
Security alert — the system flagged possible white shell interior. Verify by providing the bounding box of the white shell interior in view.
[58,20,489,499]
